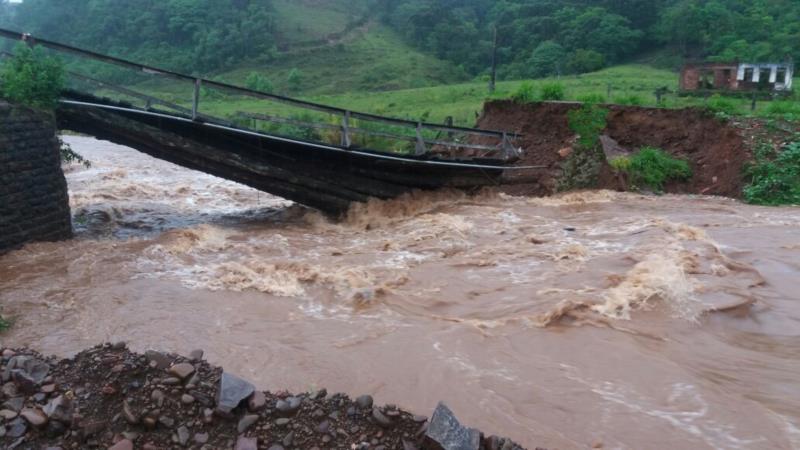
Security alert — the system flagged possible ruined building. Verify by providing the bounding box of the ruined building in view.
[680,62,794,93]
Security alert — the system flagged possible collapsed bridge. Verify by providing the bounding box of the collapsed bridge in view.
[1,29,539,214]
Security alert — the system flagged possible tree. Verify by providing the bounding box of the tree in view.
[526,41,565,78]
[287,68,303,92]
[0,43,65,109]
[566,49,606,74]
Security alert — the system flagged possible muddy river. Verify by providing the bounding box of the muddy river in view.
[2,136,800,449]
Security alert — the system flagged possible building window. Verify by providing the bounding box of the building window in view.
[776,68,787,84]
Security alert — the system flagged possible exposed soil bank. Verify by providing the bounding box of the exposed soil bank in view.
[0,345,527,450]
[478,101,767,197]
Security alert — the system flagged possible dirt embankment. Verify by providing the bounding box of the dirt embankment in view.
[477,100,754,198]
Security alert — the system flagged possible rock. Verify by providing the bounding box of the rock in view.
[189,349,204,361]
[282,431,294,447]
[20,408,48,427]
[108,439,133,450]
[2,349,15,358]
[316,420,330,433]
[424,402,481,450]
[216,372,254,415]
[414,415,429,423]
[275,396,302,415]
[169,363,195,380]
[237,414,259,433]
[151,389,165,407]
[356,395,373,409]
[247,391,266,412]
[40,383,56,393]
[43,395,73,423]
[158,415,175,428]
[162,377,181,386]
[6,417,27,437]
[0,409,19,420]
[145,350,172,370]
[235,436,258,450]
[275,418,291,427]
[3,397,24,412]
[194,432,209,444]
[8,356,50,392]
[177,425,190,446]
[372,408,392,428]
[558,147,573,158]
[181,394,195,405]
[268,446,285,450]
[122,400,139,424]
[1,382,18,397]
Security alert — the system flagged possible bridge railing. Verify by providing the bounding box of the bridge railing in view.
[0,28,522,161]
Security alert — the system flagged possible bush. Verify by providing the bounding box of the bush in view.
[245,72,274,93]
[568,104,609,149]
[558,104,609,191]
[566,49,606,74]
[0,315,9,332]
[59,138,91,168]
[743,142,800,205]
[287,68,303,92]
[512,81,537,103]
[0,43,65,109]
[609,155,631,172]
[623,147,692,191]
[577,93,606,104]
[540,82,565,101]
[706,94,739,116]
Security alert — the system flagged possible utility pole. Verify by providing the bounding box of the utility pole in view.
[489,25,498,93]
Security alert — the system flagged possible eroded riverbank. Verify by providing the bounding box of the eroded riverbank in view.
[2,136,800,449]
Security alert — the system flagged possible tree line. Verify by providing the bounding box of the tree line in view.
[377,0,800,78]
[0,0,797,81]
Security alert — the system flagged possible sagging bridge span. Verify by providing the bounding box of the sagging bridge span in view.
[0,29,538,214]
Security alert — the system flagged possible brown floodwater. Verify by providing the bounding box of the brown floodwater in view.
[2,136,800,449]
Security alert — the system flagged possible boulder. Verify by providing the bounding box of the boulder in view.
[423,402,480,450]
[216,372,255,415]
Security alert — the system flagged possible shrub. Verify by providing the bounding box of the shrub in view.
[706,94,739,116]
[512,81,537,103]
[609,155,631,172]
[540,82,565,101]
[558,104,609,191]
[245,72,274,93]
[743,142,800,205]
[0,315,9,332]
[577,93,606,104]
[624,147,692,191]
[59,138,91,168]
[287,68,303,92]
[568,104,609,149]
[566,49,606,74]
[0,43,65,109]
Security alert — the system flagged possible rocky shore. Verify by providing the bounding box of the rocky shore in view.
[0,344,530,450]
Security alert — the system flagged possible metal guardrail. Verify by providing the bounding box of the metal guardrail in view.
[0,28,523,161]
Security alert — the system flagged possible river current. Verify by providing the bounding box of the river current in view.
[2,136,799,449]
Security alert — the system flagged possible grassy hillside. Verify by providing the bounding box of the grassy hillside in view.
[271,0,369,45]
[190,65,796,128]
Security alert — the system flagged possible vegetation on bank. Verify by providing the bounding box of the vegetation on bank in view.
[558,104,609,191]
[611,148,693,192]
[744,142,800,205]
[0,315,9,332]
[0,43,63,109]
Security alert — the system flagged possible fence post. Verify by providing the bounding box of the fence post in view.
[341,110,352,148]
[414,122,427,156]
[501,132,519,160]
[192,78,202,120]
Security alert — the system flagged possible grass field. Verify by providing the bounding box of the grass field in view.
[187,65,799,128]
[270,0,368,44]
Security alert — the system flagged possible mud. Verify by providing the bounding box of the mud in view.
[2,137,800,449]
[477,101,763,197]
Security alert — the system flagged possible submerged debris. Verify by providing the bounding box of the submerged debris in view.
[0,344,530,449]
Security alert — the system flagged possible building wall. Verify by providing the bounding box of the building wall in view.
[0,100,72,254]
